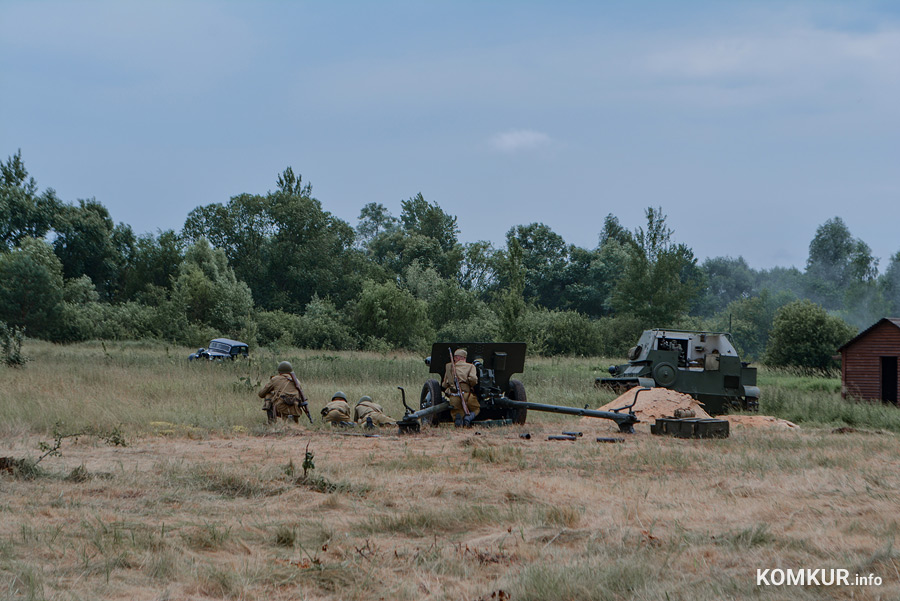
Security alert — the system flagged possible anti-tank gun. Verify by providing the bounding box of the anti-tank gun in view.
[396,342,641,434]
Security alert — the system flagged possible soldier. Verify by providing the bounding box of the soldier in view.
[353,396,395,428]
[258,361,310,424]
[321,391,353,426]
[442,348,480,427]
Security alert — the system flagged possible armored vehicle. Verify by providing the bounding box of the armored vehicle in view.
[396,342,642,434]
[598,329,759,415]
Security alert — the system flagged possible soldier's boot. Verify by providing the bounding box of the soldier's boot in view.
[266,407,276,424]
[365,416,374,430]
[463,413,475,428]
[291,415,300,424]
[454,416,464,428]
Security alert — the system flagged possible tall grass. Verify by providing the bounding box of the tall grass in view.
[0,340,623,435]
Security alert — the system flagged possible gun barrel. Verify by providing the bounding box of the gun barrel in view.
[496,399,638,433]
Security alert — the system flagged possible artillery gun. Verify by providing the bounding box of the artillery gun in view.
[396,342,642,434]
[598,329,760,415]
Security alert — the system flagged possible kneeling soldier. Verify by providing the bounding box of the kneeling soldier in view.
[258,361,310,424]
[353,396,395,428]
[321,391,353,426]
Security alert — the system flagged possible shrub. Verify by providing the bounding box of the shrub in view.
[1,322,29,367]
[764,300,856,370]
[353,280,431,350]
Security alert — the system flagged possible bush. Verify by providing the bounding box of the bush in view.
[595,314,645,357]
[518,308,604,356]
[295,297,356,350]
[1,322,29,367]
[764,300,856,370]
[353,280,431,350]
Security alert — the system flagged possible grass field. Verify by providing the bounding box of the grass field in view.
[2,341,899,600]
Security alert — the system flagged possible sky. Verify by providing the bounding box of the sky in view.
[1,0,898,271]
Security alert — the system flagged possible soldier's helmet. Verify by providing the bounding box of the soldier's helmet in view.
[332,391,347,401]
[277,361,293,373]
[357,395,373,405]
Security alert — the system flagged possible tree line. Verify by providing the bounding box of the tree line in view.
[3,150,898,367]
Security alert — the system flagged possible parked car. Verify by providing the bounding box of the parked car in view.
[188,338,249,361]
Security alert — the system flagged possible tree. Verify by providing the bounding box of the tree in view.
[881,251,900,316]
[52,199,133,300]
[495,238,527,341]
[805,217,878,311]
[121,230,185,301]
[367,193,463,279]
[183,168,365,313]
[693,256,756,317]
[0,150,62,251]
[355,202,399,249]
[353,280,431,349]
[166,239,255,340]
[0,238,64,337]
[712,289,794,359]
[504,223,569,309]
[764,299,856,370]
[610,207,703,325]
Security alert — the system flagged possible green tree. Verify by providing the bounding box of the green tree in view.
[881,251,900,316]
[457,240,500,295]
[610,207,703,325]
[0,238,64,337]
[355,202,399,249]
[505,223,569,309]
[121,230,184,300]
[367,193,463,279]
[353,280,431,349]
[764,299,855,370]
[0,150,62,251]
[693,256,756,317]
[165,239,255,342]
[183,168,365,313]
[805,217,878,311]
[495,238,527,341]
[52,199,134,300]
[712,289,794,359]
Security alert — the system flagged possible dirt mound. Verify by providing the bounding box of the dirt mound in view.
[723,415,799,430]
[583,387,712,424]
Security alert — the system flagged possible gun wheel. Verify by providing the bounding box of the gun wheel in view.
[507,380,528,425]
[420,379,445,426]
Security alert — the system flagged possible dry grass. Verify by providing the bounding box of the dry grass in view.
[1,341,900,599]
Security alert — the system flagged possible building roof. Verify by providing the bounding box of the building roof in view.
[837,318,900,352]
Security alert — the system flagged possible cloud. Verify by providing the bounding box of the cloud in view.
[488,129,551,153]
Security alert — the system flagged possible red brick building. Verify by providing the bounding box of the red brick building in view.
[838,318,900,403]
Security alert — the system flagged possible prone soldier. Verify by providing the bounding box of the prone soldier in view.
[353,396,395,428]
[442,348,480,427]
[321,391,354,427]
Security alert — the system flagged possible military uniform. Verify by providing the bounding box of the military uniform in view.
[258,361,307,423]
[353,396,395,427]
[322,392,353,426]
[442,348,480,426]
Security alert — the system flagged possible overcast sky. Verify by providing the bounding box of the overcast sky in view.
[2,1,898,271]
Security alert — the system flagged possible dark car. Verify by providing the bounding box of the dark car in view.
[188,338,250,361]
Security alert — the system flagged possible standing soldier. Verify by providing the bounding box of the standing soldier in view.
[258,361,311,424]
[353,396,395,428]
[442,348,479,427]
[321,391,354,426]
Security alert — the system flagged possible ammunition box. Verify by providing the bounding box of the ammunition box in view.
[651,418,729,439]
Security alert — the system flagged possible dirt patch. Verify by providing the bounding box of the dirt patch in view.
[583,387,712,424]
[723,415,799,430]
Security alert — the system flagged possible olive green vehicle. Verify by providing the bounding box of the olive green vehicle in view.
[598,329,760,415]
